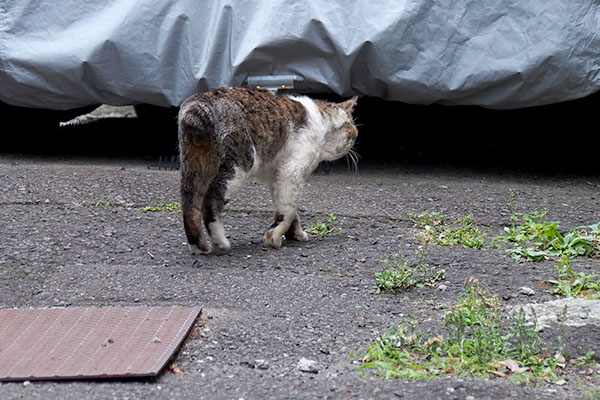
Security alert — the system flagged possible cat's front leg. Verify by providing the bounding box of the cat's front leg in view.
[285,213,309,242]
[264,178,306,248]
[264,213,291,248]
[265,212,308,248]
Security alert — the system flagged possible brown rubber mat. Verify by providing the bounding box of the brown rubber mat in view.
[0,306,201,381]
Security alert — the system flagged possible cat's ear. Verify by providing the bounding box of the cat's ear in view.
[340,96,358,115]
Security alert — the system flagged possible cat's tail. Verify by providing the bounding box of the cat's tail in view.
[178,99,215,147]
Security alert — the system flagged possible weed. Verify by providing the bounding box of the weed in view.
[441,216,485,249]
[375,246,445,294]
[499,210,551,245]
[307,213,338,237]
[408,212,484,249]
[95,194,115,208]
[582,386,600,400]
[139,201,182,212]
[499,212,600,262]
[443,283,505,367]
[585,222,600,236]
[408,211,445,229]
[548,259,600,299]
[575,351,597,367]
[358,280,566,382]
[556,229,599,258]
[407,206,599,262]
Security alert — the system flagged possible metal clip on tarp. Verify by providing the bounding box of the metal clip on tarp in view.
[245,75,300,93]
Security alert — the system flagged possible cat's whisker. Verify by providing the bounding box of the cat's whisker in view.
[346,148,360,174]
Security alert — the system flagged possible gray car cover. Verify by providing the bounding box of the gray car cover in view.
[0,0,598,110]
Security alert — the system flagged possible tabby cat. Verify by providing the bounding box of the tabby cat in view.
[178,87,358,254]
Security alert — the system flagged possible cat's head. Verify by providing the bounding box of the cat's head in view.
[318,96,358,162]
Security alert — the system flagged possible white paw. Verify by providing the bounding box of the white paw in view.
[264,230,283,249]
[211,238,231,254]
[207,221,231,253]
[188,243,210,255]
[296,231,309,242]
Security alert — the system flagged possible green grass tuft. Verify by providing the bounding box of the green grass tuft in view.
[95,194,115,208]
[375,246,445,294]
[548,259,600,299]
[498,212,600,262]
[306,213,338,237]
[139,201,182,212]
[408,212,484,249]
[359,280,571,382]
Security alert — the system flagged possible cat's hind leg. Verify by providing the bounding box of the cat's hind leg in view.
[202,175,231,253]
[181,180,210,255]
[183,207,210,254]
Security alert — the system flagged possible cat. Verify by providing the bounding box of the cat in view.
[178,87,358,254]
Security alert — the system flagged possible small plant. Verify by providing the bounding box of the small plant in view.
[499,210,551,245]
[408,212,484,249]
[440,216,484,249]
[575,350,597,367]
[585,222,600,237]
[442,283,506,367]
[579,369,600,400]
[139,201,182,212]
[582,386,600,400]
[358,280,567,382]
[306,213,338,237]
[499,212,600,262]
[95,194,115,208]
[548,259,600,299]
[408,211,445,230]
[375,246,445,294]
